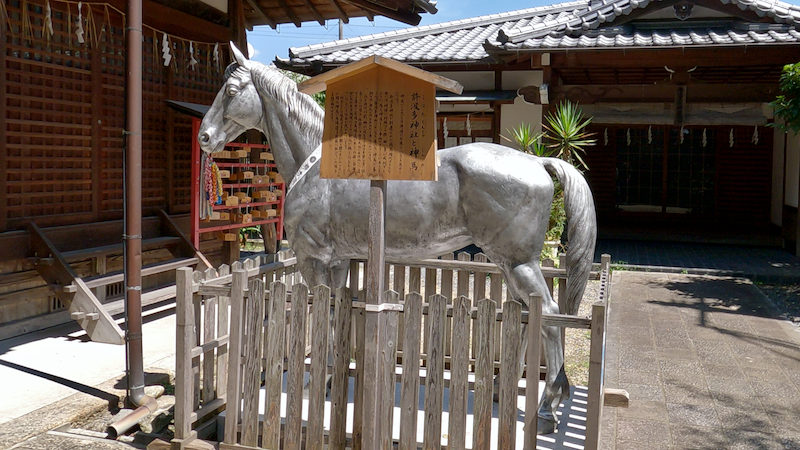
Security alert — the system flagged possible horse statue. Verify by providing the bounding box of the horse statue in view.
[198,44,597,435]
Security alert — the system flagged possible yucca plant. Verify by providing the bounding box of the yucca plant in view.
[502,123,550,156]
[542,101,595,172]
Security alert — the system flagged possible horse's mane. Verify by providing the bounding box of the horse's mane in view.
[234,63,324,144]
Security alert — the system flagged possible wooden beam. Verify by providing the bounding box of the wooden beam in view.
[552,47,800,69]
[604,388,630,408]
[106,0,229,42]
[553,83,779,104]
[330,0,350,23]
[245,0,276,29]
[342,0,420,25]
[276,0,302,27]
[300,0,326,25]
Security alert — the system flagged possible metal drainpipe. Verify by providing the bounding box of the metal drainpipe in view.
[123,0,149,410]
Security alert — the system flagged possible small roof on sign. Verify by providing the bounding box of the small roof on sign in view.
[297,55,463,96]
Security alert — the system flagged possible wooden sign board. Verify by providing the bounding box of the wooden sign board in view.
[300,56,462,181]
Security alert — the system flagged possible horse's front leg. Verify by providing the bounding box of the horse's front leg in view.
[296,257,350,369]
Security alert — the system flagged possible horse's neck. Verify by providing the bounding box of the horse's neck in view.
[260,105,319,185]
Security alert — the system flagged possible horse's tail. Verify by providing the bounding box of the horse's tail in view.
[541,157,597,315]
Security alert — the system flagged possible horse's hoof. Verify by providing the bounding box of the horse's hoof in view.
[537,416,557,435]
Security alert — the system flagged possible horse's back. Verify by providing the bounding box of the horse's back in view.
[438,143,555,259]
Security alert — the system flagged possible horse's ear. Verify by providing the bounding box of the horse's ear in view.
[229,42,249,67]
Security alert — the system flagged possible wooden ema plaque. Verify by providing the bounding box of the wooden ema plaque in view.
[299,56,462,181]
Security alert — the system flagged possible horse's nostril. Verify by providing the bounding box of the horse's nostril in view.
[199,132,210,144]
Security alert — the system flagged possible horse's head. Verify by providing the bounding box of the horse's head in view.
[198,43,263,154]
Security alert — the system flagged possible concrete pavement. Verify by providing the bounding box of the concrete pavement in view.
[601,271,800,449]
[0,304,177,449]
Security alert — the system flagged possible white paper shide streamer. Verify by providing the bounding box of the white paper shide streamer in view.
[751,125,759,145]
[729,129,734,148]
[442,117,448,139]
[647,125,652,144]
[44,0,54,37]
[161,33,172,67]
[702,128,707,148]
[188,42,198,70]
[604,128,608,146]
[466,114,472,136]
[626,128,631,146]
[213,43,220,70]
[680,126,685,144]
[75,2,85,44]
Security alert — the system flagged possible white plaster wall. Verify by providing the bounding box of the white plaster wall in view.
[501,71,543,91]
[787,131,800,208]
[772,127,785,225]
[436,71,495,90]
[500,97,543,143]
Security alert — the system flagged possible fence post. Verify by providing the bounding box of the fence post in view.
[379,290,400,450]
[240,279,265,446]
[308,284,331,449]
[330,287,352,448]
[286,283,309,450]
[423,294,447,449]
[399,292,422,450]
[524,294,543,446]
[262,281,287,449]
[499,299,522,449]
[473,298,496,448]
[448,295,470,449]
[173,267,196,446]
[222,269,247,445]
[585,300,608,450]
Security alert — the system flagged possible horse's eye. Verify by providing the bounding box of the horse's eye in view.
[226,85,239,96]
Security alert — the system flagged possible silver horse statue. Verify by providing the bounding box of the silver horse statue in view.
[198,44,597,434]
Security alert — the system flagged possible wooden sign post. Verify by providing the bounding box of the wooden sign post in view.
[300,56,461,447]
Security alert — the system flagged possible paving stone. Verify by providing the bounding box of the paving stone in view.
[668,423,730,449]
[618,366,661,386]
[727,429,793,450]
[769,412,800,434]
[665,400,721,428]
[713,403,774,432]
[619,382,665,403]
[617,352,661,373]
[616,418,671,446]
[663,384,714,408]
[654,346,696,361]
[777,434,800,449]
[617,399,669,422]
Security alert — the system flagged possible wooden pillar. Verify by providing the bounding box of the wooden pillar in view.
[362,179,387,448]
[90,32,103,220]
[493,70,502,144]
[0,21,7,231]
[796,146,800,257]
[229,0,247,50]
[165,67,175,213]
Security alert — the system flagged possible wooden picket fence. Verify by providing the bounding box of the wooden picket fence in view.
[171,253,612,449]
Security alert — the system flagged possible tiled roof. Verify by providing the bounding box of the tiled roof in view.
[496,0,800,44]
[278,0,800,67]
[489,24,800,50]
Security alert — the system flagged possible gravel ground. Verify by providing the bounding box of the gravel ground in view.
[561,279,599,387]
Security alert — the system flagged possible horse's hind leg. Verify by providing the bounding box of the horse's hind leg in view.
[504,261,569,434]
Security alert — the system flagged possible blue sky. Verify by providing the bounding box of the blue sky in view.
[246,1,550,64]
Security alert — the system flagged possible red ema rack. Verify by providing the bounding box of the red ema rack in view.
[190,119,285,249]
